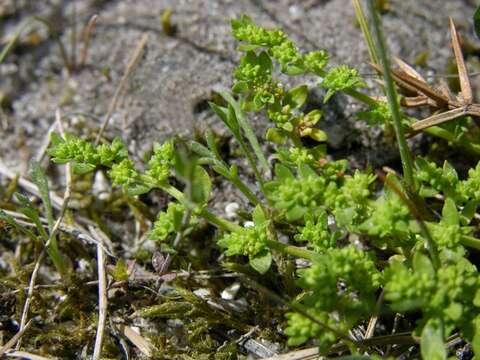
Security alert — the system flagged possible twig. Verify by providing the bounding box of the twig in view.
[16,110,73,349]
[114,324,154,357]
[79,14,98,68]
[0,160,64,209]
[92,242,108,360]
[263,347,318,360]
[95,33,148,145]
[0,320,32,355]
[4,350,54,360]
[34,119,58,163]
[365,290,384,339]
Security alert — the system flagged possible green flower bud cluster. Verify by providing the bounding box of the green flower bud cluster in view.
[385,256,480,343]
[286,246,381,346]
[460,162,480,201]
[269,39,302,68]
[326,171,375,227]
[384,260,436,309]
[415,158,462,200]
[299,246,381,315]
[294,212,337,252]
[217,222,269,259]
[108,159,141,190]
[357,101,391,126]
[145,141,174,184]
[303,50,329,75]
[284,311,339,351]
[265,167,326,222]
[48,132,174,195]
[49,133,128,170]
[231,15,287,48]
[318,159,348,182]
[230,15,333,142]
[359,191,412,242]
[321,65,366,103]
[150,202,186,242]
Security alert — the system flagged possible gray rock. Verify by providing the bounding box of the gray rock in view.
[0,0,476,171]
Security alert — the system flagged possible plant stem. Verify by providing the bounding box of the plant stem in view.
[460,235,480,251]
[230,176,261,206]
[352,0,379,65]
[366,0,415,191]
[265,239,320,261]
[424,126,480,155]
[160,184,322,260]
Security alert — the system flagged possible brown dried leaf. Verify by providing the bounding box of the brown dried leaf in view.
[449,17,473,104]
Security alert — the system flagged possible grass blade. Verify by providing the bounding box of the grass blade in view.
[30,161,54,232]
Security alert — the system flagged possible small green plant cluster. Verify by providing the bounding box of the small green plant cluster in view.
[45,12,480,359]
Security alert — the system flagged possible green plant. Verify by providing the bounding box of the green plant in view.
[43,8,480,359]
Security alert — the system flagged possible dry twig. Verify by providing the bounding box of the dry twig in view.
[371,18,480,134]
[16,110,73,350]
[95,33,148,145]
[92,241,108,360]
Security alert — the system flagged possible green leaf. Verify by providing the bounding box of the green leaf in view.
[265,127,287,144]
[30,161,54,232]
[420,319,446,360]
[472,316,480,356]
[286,205,306,222]
[413,252,435,279]
[237,44,261,52]
[232,81,249,94]
[73,163,96,175]
[229,165,238,179]
[190,141,214,158]
[258,51,273,73]
[308,128,328,142]
[474,6,480,39]
[111,259,129,281]
[191,166,211,205]
[304,109,322,126]
[16,192,49,242]
[212,164,231,179]
[298,163,317,178]
[275,163,294,180]
[218,91,270,174]
[205,129,222,161]
[285,85,308,109]
[442,197,459,226]
[284,65,305,76]
[252,205,267,225]
[461,200,478,225]
[249,251,272,274]
[0,210,37,241]
[126,183,151,196]
[281,122,294,132]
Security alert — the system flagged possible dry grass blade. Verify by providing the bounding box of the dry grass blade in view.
[16,110,73,350]
[95,33,149,145]
[371,62,450,106]
[79,14,98,68]
[114,324,154,357]
[92,242,108,360]
[263,347,319,360]
[410,106,468,132]
[391,68,450,106]
[402,95,429,107]
[0,320,32,355]
[371,62,419,95]
[4,350,54,360]
[449,17,472,104]
[393,56,426,82]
